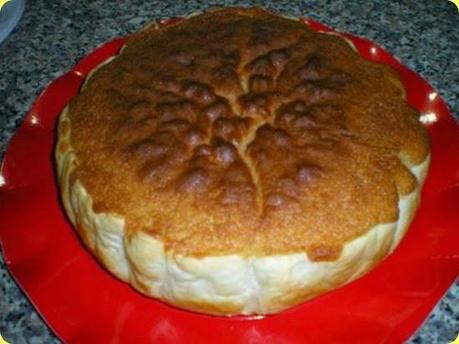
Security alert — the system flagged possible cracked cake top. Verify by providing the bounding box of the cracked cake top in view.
[65,7,429,259]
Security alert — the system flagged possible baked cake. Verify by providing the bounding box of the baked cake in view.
[55,7,430,315]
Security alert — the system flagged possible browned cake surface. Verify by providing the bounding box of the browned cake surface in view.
[66,7,429,259]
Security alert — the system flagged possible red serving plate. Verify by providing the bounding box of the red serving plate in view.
[1,17,458,343]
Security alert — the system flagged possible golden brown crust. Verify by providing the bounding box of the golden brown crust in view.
[66,7,429,258]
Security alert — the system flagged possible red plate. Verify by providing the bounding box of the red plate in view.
[1,18,458,343]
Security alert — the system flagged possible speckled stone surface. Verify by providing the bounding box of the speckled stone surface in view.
[0,0,458,343]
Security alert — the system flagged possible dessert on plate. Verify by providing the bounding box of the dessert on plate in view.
[55,7,430,315]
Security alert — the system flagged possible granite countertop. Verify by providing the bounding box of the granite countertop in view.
[0,0,458,343]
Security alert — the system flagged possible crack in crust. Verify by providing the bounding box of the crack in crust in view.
[237,119,265,214]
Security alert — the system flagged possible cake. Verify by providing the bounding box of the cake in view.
[55,7,430,315]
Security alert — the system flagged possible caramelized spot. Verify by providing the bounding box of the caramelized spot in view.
[150,131,176,145]
[246,56,275,75]
[249,75,273,93]
[128,139,169,159]
[327,71,352,86]
[266,192,288,207]
[292,101,308,112]
[184,129,206,147]
[275,111,297,126]
[201,101,231,122]
[213,64,240,88]
[128,101,154,121]
[141,159,168,182]
[278,177,299,198]
[224,164,250,183]
[213,118,236,138]
[239,94,271,118]
[308,104,342,122]
[195,144,212,157]
[160,118,191,133]
[169,51,194,66]
[293,114,316,129]
[156,101,196,122]
[298,54,327,81]
[294,81,336,102]
[307,245,342,262]
[183,81,215,104]
[178,168,210,192]
[296,163,322,184]
[213,141,237,166]
[269,49,290,67]
[257,125,291,147]
[155,76,182,93]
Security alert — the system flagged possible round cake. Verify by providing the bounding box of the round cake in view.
[55,7,430,315]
